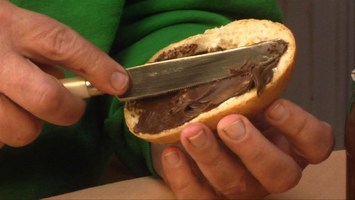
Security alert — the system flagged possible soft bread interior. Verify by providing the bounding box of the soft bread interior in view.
[124,19,296,144]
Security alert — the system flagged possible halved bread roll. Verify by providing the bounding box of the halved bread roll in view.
[124,19,296,144]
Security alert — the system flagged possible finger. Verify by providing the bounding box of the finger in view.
[0,94,42,147]
[0,53,86,125]
[217,114,302,193]
[265,99,335,164]
[161,146,218,199]
[7,3,129,95]
[180,123,267,198]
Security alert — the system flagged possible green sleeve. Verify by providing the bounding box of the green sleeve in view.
[107,0,282,176]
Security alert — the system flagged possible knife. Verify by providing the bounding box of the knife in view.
[61,39,287,101]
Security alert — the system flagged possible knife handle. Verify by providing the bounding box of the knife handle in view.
[60,77,104,98]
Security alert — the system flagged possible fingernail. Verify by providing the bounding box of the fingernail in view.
[187,130,208,148]
[268,102,288,121]
[111,72,129,94]
[223,120,246,141]
[164,150,180,167]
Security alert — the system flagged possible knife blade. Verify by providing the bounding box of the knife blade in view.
[61,39,287,101]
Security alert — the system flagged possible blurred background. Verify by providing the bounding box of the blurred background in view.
[277,0,354,149]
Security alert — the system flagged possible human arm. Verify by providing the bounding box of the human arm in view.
[152,98,334,199]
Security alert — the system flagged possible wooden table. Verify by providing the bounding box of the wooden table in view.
[49,150,346,199]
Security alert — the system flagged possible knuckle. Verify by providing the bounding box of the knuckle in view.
[290,116,308,139]
[71,50,102,75]
[219,182,247,197]
[198,149,220,166]
[243,144,266,163]
[216,176,268,199]
[172,181,191,194]
[32,80,85,125]
[35,25,80,61]
[34,83,64,114]
[84,52,103,74]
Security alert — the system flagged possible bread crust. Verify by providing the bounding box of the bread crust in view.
[124,19,296,144]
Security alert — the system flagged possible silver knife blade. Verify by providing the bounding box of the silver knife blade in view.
[61,39,287,101]
[119,39,287,101]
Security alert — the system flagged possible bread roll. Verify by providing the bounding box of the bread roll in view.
[124,19,296,144]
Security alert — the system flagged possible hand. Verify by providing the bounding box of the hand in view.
[153,99,334,199]
[0,1,129,147]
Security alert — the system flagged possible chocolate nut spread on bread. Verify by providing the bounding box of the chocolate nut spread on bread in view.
[124,19,296,144]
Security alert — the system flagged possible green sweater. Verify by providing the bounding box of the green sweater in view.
[2,0,281,199]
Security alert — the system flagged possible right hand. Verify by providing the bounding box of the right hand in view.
[0,0,129,147]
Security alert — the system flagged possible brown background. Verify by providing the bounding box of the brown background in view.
[278,0,354,149]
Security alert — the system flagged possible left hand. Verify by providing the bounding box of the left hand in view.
[152,98,334,199]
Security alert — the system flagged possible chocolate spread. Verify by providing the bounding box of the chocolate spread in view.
[127,40,288,134]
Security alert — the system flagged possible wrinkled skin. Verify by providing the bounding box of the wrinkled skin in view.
[153,99,334,199]
[0,0,129,147]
